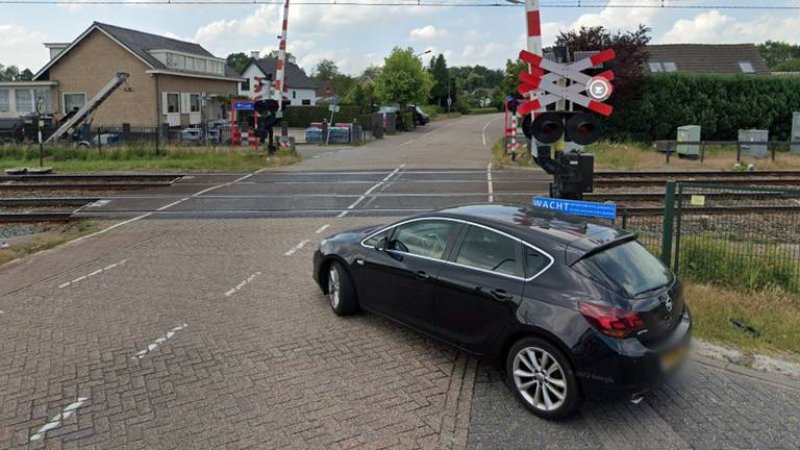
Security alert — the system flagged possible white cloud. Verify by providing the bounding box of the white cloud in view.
[0,24,48,71]
[409,25,446,41]
[571,0,662,31]
[659,10,800,44]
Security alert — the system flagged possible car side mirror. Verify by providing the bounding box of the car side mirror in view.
[375,237,387,252]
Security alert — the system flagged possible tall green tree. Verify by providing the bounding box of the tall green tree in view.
[19,68,33,81]
[758,41,800,68]
[375,47,433,107]
[428,54,450,107]
[773,58,800,72]
[313,59,340,81]
[226,53,250,74]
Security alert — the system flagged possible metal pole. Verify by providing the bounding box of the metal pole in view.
[661,180,676,267]
[524,0,543,112]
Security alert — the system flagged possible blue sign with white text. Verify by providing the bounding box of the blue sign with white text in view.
[233,101,254,111]
[532,197,617,220]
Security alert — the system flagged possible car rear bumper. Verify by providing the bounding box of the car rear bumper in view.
[574,307,692,400]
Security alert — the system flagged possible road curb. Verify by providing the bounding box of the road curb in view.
[691,354,800,391]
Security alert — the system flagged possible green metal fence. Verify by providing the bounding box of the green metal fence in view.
[619,182,800,294]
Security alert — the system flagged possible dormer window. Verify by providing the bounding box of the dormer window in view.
[149,50,225,76]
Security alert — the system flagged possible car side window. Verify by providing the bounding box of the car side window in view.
[388,220,458,260]
[455,226,523,278]
[364,229,390,248]
[524,246,550,278]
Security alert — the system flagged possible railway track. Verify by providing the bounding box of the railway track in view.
[595,176,800,188]
[0,173,182,192]
[594,170,800,179]
[619,204,800,216]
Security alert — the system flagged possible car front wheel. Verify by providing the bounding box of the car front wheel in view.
[326,261,358,316]
[506,337,581,419]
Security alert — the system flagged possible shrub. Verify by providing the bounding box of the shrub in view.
[607,73,800,142]
[680,238,799,294]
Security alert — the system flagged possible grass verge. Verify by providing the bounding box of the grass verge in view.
[0,220,97,267]
[0,145,301,172]
[686,282,800,356]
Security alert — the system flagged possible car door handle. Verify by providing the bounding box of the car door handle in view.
[415,271,430,280]
[490,289,514,302]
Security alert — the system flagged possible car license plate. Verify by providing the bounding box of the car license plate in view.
[660,345,688,372]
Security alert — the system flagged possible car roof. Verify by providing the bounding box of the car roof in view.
[429,203,634,256]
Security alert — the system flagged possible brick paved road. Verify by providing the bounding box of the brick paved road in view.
[2,114,800,449]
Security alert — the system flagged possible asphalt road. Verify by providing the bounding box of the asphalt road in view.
[2,114,799,449]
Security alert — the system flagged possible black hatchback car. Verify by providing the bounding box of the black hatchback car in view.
[313,204,691,419]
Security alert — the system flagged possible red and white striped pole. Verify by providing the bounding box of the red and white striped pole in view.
[525,0,544,112]
[273,0,290,118]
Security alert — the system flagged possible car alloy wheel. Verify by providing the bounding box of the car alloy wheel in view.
[328,266,341,309]
[512,346,567,412]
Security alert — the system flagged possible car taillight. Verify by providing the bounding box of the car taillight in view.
[579,301,647,339]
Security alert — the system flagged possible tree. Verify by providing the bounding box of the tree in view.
[773,58,800,72]
[375,47,433,107]
[313,59,340,81]
[361,65,382,81]
[266,50,296,61]
[428,54,450,107]
[555,25,651,107]
[758,41,800,68]
[226,52,250,74]
[19,68,33,81]
[499,59,528,98]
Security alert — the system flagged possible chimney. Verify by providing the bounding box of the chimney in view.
[45,43,70,61]
[251,51,260,59]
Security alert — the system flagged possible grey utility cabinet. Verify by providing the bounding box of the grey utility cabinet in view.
[792,112,800,155]
[738,129,769,159]
[676,125,701,159]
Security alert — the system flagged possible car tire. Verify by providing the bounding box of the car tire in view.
[326,261,358,316]
[505,337,581,420]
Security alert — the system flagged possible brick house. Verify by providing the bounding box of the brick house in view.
[33,22,242,127]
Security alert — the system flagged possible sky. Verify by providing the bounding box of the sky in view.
[1,0,799,76]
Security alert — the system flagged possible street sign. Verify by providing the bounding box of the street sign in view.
[587,76,613,101]
[447,97,452,106]
[517,49,616,117]
[233,101,255,111]
[332,95,340,106]
[532,197,617,220]
[328,105,340,113]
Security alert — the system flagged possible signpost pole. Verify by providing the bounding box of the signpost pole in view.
[273,0,291,119]
[36,98,45,168]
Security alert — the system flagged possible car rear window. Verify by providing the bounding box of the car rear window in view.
[572,241,672,298]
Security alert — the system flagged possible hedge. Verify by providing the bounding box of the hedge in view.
[283,106,371,128]
[606,73,800,142]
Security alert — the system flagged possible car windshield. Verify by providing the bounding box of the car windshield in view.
[573,241,672,298]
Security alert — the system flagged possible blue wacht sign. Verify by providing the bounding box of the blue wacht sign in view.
[532,197,617,220]
[233,101,255,111]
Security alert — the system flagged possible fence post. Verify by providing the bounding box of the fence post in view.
[673,183,685,272]
[97,127,102,155]
[736,141,742,162]
[661,180,677,267]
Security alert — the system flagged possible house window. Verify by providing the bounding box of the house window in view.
[0,90,9,112]
[739,61,755,73]
[648,62,663,72]
[63,93,86,115]
[15,89,33,113]
[663,62,677,72]
[302,99,311,106]
[166,93,180,113]
[34,89,52,114]
[241,79,250,91]
[190,94,201,113]
[292,90,297,99]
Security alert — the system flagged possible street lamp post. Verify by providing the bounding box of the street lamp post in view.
[415,49,432,58]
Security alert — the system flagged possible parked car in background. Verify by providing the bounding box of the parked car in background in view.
[409,105,430,126]
[313,204,691,419]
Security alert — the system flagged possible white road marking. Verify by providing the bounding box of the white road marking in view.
[284,239,310,256]
[58,259,127,288]
[487,163,494,203]
[133,323,187,359]
[337,164,406,218]
[67,169,269,247]
[224,272,261,297]
[315,224,330,234]
[399,139,417,147]
[87,199,110,208]
[30,397,89,442]
[482,116,501,148]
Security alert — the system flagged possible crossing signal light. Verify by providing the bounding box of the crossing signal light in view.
[529,112,565,144]
[566,113,601,146]
[524,112,602,146]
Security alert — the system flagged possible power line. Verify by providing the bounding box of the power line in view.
[1,0,799,8]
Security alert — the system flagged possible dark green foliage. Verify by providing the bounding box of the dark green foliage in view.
[757,41,800,69]
[282,106,370,128]
[225,53,250,74]
[0,64,34,81]
[607,73,800,141]
[428,54,451,108]
[772,58,800,72]
[681,238,799,294]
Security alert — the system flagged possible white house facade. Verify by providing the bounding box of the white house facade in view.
[237,54,317,106]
